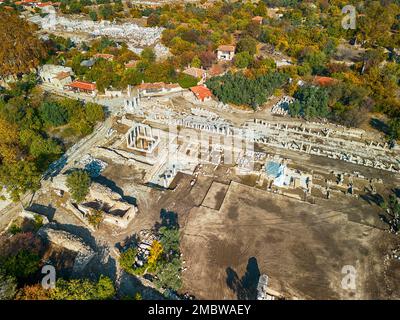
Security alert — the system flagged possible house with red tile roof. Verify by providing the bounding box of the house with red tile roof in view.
[38,64,74,89]
[66,80,97,94]
[190,85,213,102]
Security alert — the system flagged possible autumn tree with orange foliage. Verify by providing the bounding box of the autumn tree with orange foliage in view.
[0,11,47,77]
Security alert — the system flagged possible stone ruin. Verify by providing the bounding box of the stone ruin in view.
[52,174,138,229]
[38,225,95,273]
[76,182,138,229]
[126,123,160,154]
[270,96,294,116]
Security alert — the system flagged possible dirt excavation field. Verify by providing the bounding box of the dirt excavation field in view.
[180,181,400,300]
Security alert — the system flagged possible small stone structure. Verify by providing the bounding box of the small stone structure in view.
[126,123,160,153]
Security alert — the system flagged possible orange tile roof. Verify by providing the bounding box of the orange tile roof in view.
[94,53,114,60]
[217,45,235,52]
[313,76,337,87]
[66,80,96,91]
[190,85,212,101]
[124,60,138,68]
[252,16,263,23]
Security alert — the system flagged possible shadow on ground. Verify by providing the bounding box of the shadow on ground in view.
[226,257,260,300]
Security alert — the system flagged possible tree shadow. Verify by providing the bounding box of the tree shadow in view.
[155,209,180,230]
[370,118,390,135]
[360,192,384,206]
[226,257,261,300]
[43,154,68,180]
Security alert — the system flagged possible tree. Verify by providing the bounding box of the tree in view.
[154,257,182,291]
[89,11,98,21]
[39,101,69,127]
[147,240,163,270]
[234,51,253,68]
[236,36,257,55]
[191,56,201,68]
[0,273,17,300]
[99,4,113,20]
[16,284,50,300]
[95,275,116,300]
[87,209,104,229]
[0,11,47,77]
[177,74,198,88]
[85,103,105,124]
[290,86,330,119]
[50,276,115,300]
[389,118,400,141]
[1,250,40,279]
[66,170,91,203]
[141,47,156,63]
[159,226,180,255]
[0,161,41,201]
[0,117,19,164]
[119,247,137,275]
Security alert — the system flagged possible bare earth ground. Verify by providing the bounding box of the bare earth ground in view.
[180,181,400,300]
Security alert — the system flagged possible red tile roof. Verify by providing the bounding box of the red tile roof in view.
[124,60,138,68]
[190,85,212,101]
[252,16,263,23]
[66,80,96,91]
[313,76,337,87]
[217,45,236,52]
[94,53,115,60]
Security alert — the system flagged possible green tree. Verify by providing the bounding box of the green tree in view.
[89,11,98,21]
[141,47,156,63]
[39,101,69,127]
[1,250,40,279]
[50,276,115,300]
[177,74,198,88]
[0,161,41,201]
[119,247,137,275]
[85,103,105,124]
[236,36,257,55]
[234,51,253,68]
[154,258,182,291]
[0,272,17,300]
[66,170,91,203]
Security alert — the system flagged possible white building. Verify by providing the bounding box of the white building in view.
[217,45,236,61]
[38,64,74,89]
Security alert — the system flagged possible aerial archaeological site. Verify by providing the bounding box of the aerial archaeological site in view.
[0,0,399,305]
